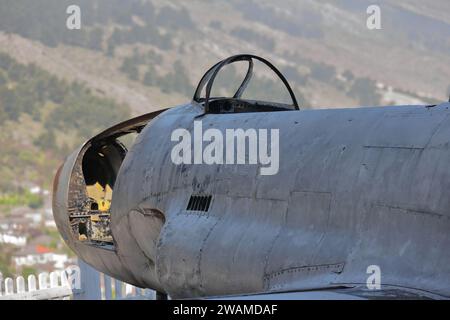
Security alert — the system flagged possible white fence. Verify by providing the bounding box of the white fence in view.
[0,260,155,300]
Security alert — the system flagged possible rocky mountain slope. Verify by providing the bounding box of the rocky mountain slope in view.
[0,0,449,193]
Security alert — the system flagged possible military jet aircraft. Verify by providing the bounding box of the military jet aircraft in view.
[53,54,450,299]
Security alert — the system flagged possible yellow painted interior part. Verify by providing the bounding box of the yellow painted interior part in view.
[90,214,101,222]
[86,182,104,201]
[98,200,110,211]
[86,182,112,212]
[105,185,113,202]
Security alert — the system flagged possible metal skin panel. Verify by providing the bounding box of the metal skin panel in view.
[54,101,450,299]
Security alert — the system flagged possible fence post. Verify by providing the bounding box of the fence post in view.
[16,276,25,294]
[114,279,123,299]
[147,289,156,300]
[49,272,59,288]
[104,275,112,300]
[38,273,49,289]
[74,260,101,300]
[65,265,81,291]
[125,284,134,297]
[5,278,13,295]
[28,275,37,292]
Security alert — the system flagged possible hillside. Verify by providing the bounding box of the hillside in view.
[0,52,130,193]
[0,0,449,193]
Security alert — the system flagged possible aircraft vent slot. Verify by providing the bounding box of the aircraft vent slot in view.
[186,195,212,212]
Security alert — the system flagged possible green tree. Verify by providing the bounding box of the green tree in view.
[343,70,355,82]
[0,88,20,120]
[143,66,156,86]
[310,64,336,83]
[0,53,14,71]
[87,27,104,51]
[0,250,13,278]
[21,266,38,279]
[0,69,8,86]
[0,103,6,124]
[28,194,44,209]
[348,78,381,106]
[34,130,56,150]
[106,42,116,57]
[120,58,139,81]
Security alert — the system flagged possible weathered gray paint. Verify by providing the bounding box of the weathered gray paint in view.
[54,101,450,299]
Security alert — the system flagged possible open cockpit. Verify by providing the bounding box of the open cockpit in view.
[65,111,165,248]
